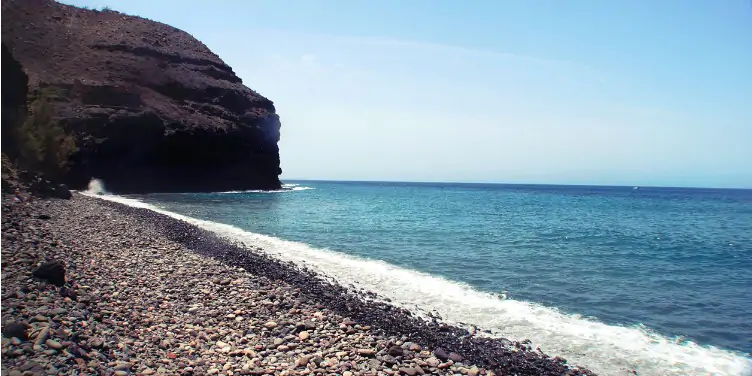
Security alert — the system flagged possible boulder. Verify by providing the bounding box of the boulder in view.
[432,347,449,362]
[2,322,28,341]
[33,261,66,286]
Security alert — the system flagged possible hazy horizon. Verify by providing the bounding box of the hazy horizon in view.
[63,0,752,189]
[282,178,752,190]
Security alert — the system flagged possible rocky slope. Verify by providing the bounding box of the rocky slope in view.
[2,0,282,193]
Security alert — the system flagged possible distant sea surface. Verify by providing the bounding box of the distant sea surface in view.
[97,181,752,376]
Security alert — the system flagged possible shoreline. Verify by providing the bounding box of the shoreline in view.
[2,193,593,375]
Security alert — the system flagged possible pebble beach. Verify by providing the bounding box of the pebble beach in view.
[1,193,594,376]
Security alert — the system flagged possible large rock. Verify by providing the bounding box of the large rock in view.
[2,0,282,193]
[33,261,66,286]
[29,178,72,199]
[387,345,404,357]
[2,322,28,341]
[432,347,449,362]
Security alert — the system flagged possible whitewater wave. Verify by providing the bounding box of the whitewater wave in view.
[220,184,314,194]
[79,180,313,195]
[83,178,108,195]
[82,192,752,376]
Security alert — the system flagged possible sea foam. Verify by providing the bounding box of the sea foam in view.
[84,178,108,195]
[219,183,315,194]
[82,192,752,376]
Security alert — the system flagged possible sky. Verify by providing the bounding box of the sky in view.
[63,0,752,188]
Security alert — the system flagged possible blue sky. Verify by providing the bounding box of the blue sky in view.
[64,0,752,188]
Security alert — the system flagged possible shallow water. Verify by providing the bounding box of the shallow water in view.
[87,181,752,376]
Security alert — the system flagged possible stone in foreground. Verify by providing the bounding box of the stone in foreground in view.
[32,261,66,286]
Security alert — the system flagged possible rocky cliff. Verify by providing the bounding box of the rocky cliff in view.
[2,0,282,193]
[1,42,28,155]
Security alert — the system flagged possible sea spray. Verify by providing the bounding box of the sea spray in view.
[85,178,107,195]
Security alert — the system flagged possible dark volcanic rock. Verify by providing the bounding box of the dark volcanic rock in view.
[2,0,282,193]
[29,179,73,199]
[433,347,450,361]
[50,183,73,199]
[388,345,404,357]
[383,355,398,366]
[1,43,28,158]
[33,260,66,286]
[2,322,28,341]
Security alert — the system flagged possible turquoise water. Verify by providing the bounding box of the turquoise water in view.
[105,181,752,375]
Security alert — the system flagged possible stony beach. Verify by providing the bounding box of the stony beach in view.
[1,192,595,376]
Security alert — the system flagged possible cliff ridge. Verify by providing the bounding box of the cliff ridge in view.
[2,0,282,193]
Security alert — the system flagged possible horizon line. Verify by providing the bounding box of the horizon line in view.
[281,178,752,191]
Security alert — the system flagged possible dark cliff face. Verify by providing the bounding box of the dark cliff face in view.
[2,0,282,193]
[1,43,28,155]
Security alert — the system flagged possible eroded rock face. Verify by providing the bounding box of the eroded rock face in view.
[1,42,28,155]
[2,0,282,193]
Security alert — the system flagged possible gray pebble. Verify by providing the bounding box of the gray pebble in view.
[45,339,63,349]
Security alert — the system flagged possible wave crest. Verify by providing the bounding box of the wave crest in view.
[218,183,314,194]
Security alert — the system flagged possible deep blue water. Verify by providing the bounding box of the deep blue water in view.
[130,181,752,355]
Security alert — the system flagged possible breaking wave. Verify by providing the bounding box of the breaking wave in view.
[219,183,314,194]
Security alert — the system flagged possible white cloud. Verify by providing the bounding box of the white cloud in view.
[345,36,570,68]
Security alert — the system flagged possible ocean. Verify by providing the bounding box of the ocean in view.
[87,181,752,376]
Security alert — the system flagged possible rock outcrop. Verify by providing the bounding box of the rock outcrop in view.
[2,0,282,193]
[1,42,28,155]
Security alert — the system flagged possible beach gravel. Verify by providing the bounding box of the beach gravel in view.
[1,192,594,375]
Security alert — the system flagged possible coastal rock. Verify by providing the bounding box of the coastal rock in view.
[32,261,66,286]
[2,0,282,193]
[2,322,28,341]
[358,348,377,357]
[29,179,73,199]
[400,367,421,375]
[1,43,28,162]
[50,183,73,200]
[388,345,404,357]
[45,339,63,349]
[34,328,50,346]
[426,357,441,368]
[383,355,398,365]
[433,348,450,362]
[114,362,133,370]
[448,352,464,363]
[295,356,310,367]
